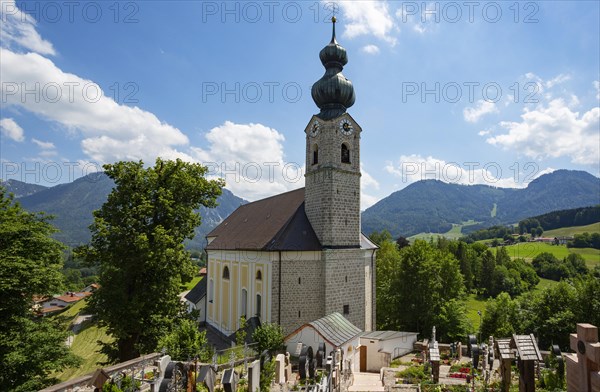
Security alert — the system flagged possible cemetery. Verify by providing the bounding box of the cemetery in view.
[40,322,599,392]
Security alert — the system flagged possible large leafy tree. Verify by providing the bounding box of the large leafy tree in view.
[0,188,80,391]
[78,159,224,362]
[385,240,465,339]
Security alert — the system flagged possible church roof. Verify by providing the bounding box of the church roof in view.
[206,188,322,251]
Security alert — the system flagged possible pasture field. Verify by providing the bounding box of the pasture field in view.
[502,242,599,267]
[544,222,600,237]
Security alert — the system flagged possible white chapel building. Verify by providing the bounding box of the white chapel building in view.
[205,18,377,337]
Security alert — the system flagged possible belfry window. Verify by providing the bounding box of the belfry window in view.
[341,144,350,163]
[313,145,319,165]
[222,266,230,280]
[256,270,262,281]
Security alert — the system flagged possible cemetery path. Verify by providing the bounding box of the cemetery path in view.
[348,372,385,392]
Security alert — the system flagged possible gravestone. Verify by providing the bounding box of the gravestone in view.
[247,360,260,392]
[468,335,477,357]
[317,343,326,368]
[275,353,286,384]
[566,323,600,392]
[511,334,542,392]
[221,368,238,392]
[495,338,515,392]
[299,345,314,380]
[197,365,216,392]
[157,355,171,376]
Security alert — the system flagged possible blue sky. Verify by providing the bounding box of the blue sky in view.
[1,0,599,208]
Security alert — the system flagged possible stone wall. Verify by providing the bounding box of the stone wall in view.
[271,251,325,335]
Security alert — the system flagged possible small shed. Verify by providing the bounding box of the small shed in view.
[285,313,362,371]
[511,334,542,392]
[359,331,419,372]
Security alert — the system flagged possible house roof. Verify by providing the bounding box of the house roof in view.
[206,188,322,251]
[184,278,206,304]
[286,312,362,349]
[361,331,418,341]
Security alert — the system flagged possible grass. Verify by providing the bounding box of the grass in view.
[464,294,488,331]
[181,275,203,291]
[544,221,600,237]
[463,278,560,330]
[55,324,113,381]
[409,220,480,242]
[502,242,599,266]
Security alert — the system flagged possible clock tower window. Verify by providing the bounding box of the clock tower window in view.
[313,145,319,165]
[341,143,350,164]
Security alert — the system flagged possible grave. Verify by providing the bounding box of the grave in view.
[196,365,216,392]
[511,334,542,392]
[495,338,515,392]
[566,323,600,392]
[221,368,238,392]
[275,353,286,384]
[248,360,261,392]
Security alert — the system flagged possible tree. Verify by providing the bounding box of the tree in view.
[252,323,284,354]
[369,230,392,246]
[375,238,401,329]
[390,240,465,337]
[395,236,410,249]
[0,188,80,391]
[157,318,210,361]
[77,159,224,362]
[480,293,519,340]
[436,299,471,343]
[479,250,496,296]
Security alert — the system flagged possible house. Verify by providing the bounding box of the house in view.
[184,278,206,323]
[39,291,91,315]
[204,18,377,338]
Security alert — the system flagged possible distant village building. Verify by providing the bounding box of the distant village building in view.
[204,18,377,336]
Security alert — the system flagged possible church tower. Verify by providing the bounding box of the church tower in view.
[305,17,362,248]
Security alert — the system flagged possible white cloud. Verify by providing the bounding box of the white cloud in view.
[384,154,550,188]
[594,81,599,100]
[1,48,191,163]
[0,117,25,141]
[463,100,498,123]
[478,130,491,136]
[0,0,56,55]
[361,166,380,210]
[361,44,380,55]
[545,73,571,89]
[487,99,600,165]
[330,1,397,46]
[191,121,303,201]
[31,138,55,149]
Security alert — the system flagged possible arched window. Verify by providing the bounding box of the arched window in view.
[313,145,319,165]
[222,266,230,280]
[341,144,350,163]
[256,270,262,281]
[241,288,247,317]
[256,294,262,318]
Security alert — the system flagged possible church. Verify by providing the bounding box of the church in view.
[205,18,377,337]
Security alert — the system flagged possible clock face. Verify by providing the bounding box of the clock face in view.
[339,119,353,135]
[310,120,320,137]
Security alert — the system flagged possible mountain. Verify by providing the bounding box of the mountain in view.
[1,179,47,198]
[17,172,247,249]
[362,170,600,238]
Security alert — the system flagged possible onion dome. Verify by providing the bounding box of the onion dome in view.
[311,17,356,120]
